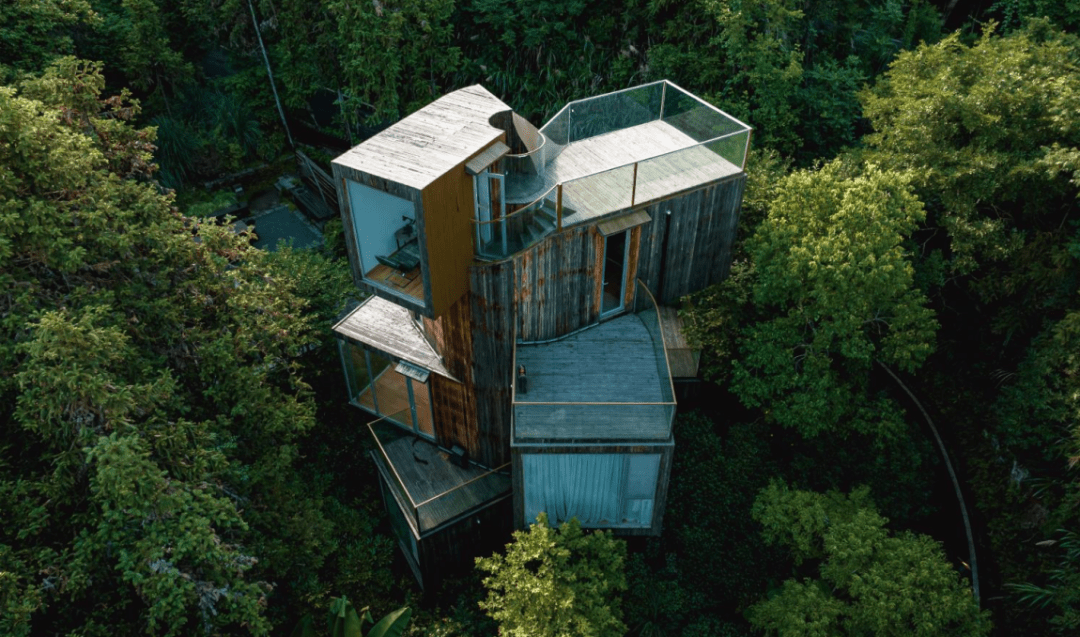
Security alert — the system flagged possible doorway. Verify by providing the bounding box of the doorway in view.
[601,230,628,316]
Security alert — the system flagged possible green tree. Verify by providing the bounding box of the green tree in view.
[0,58,373,636]
[716,161,936,438]
[749,483,990,637]
[476,513,627,637]
[860,20,1080,284]
[0,0,96,78]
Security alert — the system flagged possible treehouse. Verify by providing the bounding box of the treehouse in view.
[331,81,750,586]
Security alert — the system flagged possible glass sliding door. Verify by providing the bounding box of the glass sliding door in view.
[601,230,628,316]
[474,169,506,250]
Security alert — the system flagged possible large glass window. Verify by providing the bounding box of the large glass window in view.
[345,180,423,301]
[522,453,660,528]
[339,341,434,439]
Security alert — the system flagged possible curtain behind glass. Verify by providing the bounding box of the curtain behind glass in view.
[523,454,624,526]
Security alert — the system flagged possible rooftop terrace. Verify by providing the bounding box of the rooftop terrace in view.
[479,81,751,260]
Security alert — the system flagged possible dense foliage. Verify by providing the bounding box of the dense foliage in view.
[2,0,1080,635]
[748,483,990,636]
[476,513,627,637]
[0,59,396,636]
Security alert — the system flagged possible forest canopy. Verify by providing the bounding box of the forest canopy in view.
[1,1,1079,636]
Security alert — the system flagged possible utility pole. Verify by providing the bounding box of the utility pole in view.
[248,0,294,148]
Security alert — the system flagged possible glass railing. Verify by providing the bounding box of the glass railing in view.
[504,134,548,176]
[537,80,749,168]
[633,279,677,406]
[368,419,512,535]
[512,280,676,443]
[480,81,752,260]
[474,184,560,260]
[631,128,752,205]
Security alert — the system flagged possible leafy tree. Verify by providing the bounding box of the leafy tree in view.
[749,483,991,637]
[860,20,1080,284]
[705,161,936,438]
[0,0,96,78]
[0,58,376,636]
[476,513,627,637]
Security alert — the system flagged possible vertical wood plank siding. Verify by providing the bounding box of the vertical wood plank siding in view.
[467,260,517,466]
[425,295,481,460]
[636,175,746,304]
[416,495,513,589]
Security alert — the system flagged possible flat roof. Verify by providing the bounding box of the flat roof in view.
[333,85,510,190]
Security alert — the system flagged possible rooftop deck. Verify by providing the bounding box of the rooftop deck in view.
[506,120,742,224]
[481,81,751,260]
[371,423,512,535]
[516,315,664,403]
[513,294,676,442]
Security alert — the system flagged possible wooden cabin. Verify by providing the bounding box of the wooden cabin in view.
[331,81,750,586]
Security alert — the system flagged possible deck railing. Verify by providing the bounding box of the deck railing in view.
[473,183,561,260]
[512,280,676,443]
[368,419,511,536]
[538,80,751,170]
[476,81,751,261]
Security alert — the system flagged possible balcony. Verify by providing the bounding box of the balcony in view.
[512,280,677,443]
[369,419,512,536]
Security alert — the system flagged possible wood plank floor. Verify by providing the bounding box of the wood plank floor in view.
[516,314,665,404]
[658,306,700,378]
[505,120,742,223]
[376,435,511,533]
[365,263,423,300]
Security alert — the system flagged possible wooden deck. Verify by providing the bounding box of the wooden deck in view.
[505,120,742,223]
[516,314,665,403]
[365,262,424,300]
[514,313,674,440]
[373,434,512,534]
[657,306,700,378]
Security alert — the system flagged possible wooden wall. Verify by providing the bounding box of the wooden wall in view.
[466,259,517,467]
[513,224,600,341]
[424,293,483,462]
[415,496,513,589]
[422,137,507,318]
[636,175,747,305]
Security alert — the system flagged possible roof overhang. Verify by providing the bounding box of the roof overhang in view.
[597,209,652,236]
[332,296,456,381]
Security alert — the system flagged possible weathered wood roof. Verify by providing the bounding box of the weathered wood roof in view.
[333,296,454,380]
[334,85,510,190]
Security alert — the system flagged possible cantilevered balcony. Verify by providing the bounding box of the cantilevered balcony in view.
[511,280,677,442]
[369,420,512,536]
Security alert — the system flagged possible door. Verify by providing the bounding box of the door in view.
[475,169,506,251]
[601,230,628,316]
